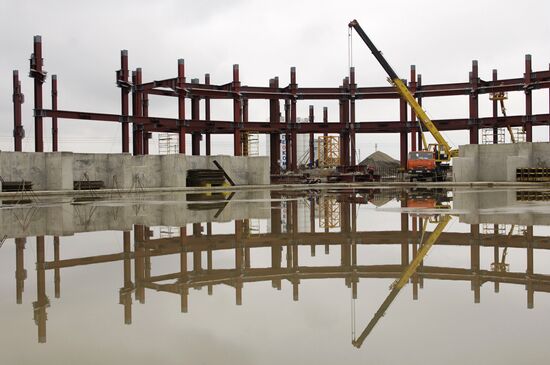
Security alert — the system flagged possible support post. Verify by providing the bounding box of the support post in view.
[31,36,45,152]
[525,55,533,142]
[133,69,143,155]
[177,59,186,154]
[233,64,242,156]
[205,73,211,155]
[191,78,201,156]
[290,67,298,172]
[269,78,281,175]
[119,50,130,153]
[51,75,58,151]
[142,92,149,154]
[12,70,24,152]
[469,60,479,144]
[399,89,408,168]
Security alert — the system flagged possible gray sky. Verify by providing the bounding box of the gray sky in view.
[1,0,549,158]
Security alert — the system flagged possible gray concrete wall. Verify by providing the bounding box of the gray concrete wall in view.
[453,142,550,182]
[0,152,270,191]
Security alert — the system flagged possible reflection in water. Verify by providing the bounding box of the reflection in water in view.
[6,188,550,351]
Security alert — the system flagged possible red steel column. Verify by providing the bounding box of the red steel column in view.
[340,78,350,166]
[323,107,328,138]
[178,59,186,154]
[290,67,298,172]
[399,92,408,169]
[233,64,242,156]
[133,68,143,155]
[284,98,290,170]
[31,36,45,152]
[269,78,281,175]
[205,73,211,155]
[492,69,499,144]
[469,60,479,144]
[350,67,357,166]
[12,70,24,152]
[142,92,149,154]
[524,55,533,142]
[191,78,201,156]
[308,105,315,167]
[409,65,417,152]
[243,97,249,156]
[119,50,130,153]
[51,75,58,151]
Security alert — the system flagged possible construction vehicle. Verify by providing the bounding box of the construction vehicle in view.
[348,20,458,182]
[352,214,451,348]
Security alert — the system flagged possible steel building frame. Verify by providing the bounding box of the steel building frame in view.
[13,36,550,173]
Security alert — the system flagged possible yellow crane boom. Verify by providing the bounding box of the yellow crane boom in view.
[348,19,458,161]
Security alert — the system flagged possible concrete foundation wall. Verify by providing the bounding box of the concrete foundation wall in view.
[0,151,269,191]
[453,142,550,182]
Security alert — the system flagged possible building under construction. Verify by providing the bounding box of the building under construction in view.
[9,33,550,184]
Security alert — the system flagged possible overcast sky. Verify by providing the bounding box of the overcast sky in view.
[1,0,549,159]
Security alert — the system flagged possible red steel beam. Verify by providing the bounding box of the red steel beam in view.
[12,70,24,152]
[36,108,550,135]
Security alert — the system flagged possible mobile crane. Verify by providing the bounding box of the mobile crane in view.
[348,20,458,181]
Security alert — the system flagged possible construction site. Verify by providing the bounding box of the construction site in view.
[3,19,550,192]
[1,2,550,364]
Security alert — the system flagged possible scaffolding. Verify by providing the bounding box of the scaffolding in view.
[317,136,340,168]
[243,132,260,156]
[158,133,179,155]
[484,92,526,144]
[319,197,340,229]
